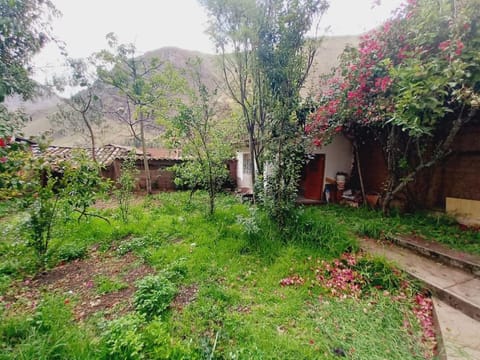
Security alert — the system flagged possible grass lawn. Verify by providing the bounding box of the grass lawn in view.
[315,204,480,256]
[0,192,436,359]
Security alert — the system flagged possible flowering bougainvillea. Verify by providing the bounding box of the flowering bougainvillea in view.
[307,0,480,213]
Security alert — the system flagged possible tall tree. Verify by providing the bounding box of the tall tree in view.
[257,0,328,226]
[201,0,328,225]
[167,58,232,215]
[200,0,266,193]
[0,0,57,103]
[0,0,57,197]
[95,33,184,193]
[51,58,104,161]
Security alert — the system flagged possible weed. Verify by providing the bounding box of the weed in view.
[94,275,128,295]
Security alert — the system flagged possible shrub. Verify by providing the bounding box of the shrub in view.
[100,314,196,360]
[56,243,88,262]
[134,275,177,319]
[100,313,146,360]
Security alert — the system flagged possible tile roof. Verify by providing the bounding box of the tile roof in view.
[31,144,182,167]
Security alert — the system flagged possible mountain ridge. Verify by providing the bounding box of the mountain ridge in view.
[13,35,359,147]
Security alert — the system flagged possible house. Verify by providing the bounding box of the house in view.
[235,134,354,202]
[31,144,183,191]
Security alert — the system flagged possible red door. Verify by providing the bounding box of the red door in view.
[301,154,325,200]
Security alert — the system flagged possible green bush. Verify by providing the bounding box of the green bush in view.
[100,314,197,360]
[56,243,88,262]
[100,313,146,360]
[134,275,177,319]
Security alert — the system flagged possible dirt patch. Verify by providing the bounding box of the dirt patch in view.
[172,284,199,311]
[2,248,155,321]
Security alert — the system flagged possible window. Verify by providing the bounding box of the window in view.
[243,153,252,175]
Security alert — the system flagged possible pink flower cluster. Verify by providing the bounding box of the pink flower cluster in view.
[413,294,435,342]
[438,39,464,56]
[315,253,364,299]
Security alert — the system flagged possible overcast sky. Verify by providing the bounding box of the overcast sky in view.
[33,0,403,83]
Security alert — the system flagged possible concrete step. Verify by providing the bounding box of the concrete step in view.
[359,238,480,322]
[433,298,480,360]
[386,234,480,277]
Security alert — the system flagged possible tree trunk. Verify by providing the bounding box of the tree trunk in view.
[381,108,477,215]
[139,112,152,194]
[83,113,96,163]
[248,133,256,202]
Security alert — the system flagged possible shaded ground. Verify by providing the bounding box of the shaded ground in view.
[2,247,154,321]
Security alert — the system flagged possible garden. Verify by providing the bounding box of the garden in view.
[3,190,476,359]
[1,0,480,358]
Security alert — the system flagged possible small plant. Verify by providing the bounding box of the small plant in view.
[95,275,128,295]
[57,243,88,262]
[24,176,61,261]
[100,314,193,359]
[100,313,146,359]
[116,236,147,256]
[134,274,177,319]
[354,219,385,239]
[115,152,138,223]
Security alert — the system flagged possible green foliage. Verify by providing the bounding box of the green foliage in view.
[24,176,61,259]
[94,275,128,295]
[1,193,453,359]
[0,295,95,359]
[354,256,411,293]
[0,0,57,102]
[167,57,232,215]
[100,313,145,360]
[21,151,110,262]
[134,275,177,319]
[62,150,111,222]
[100,314,195,360]
[56,243,88,262]
[0,134,31,201]
[310,0,480,213]
[114,152,138,223]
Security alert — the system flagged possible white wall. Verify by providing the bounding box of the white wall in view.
[311,134,354,185]
[236,134,353,192]
[236,151,253,191]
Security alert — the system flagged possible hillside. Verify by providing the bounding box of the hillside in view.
[14,35,359,147]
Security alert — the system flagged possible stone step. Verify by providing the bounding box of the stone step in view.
[433,298,480,360]
[385,234,480,277]
[359,238,480,322]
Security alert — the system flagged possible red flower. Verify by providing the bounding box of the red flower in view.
[0,157,7,163]
[374,76,392,92]
[438,40,450,51]
[313,138,322,147]
[0,138,5,147]
[455,40,464,56]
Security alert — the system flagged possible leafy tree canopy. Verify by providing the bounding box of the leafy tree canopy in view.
[0,0,58,102]
[309,0,480,213]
